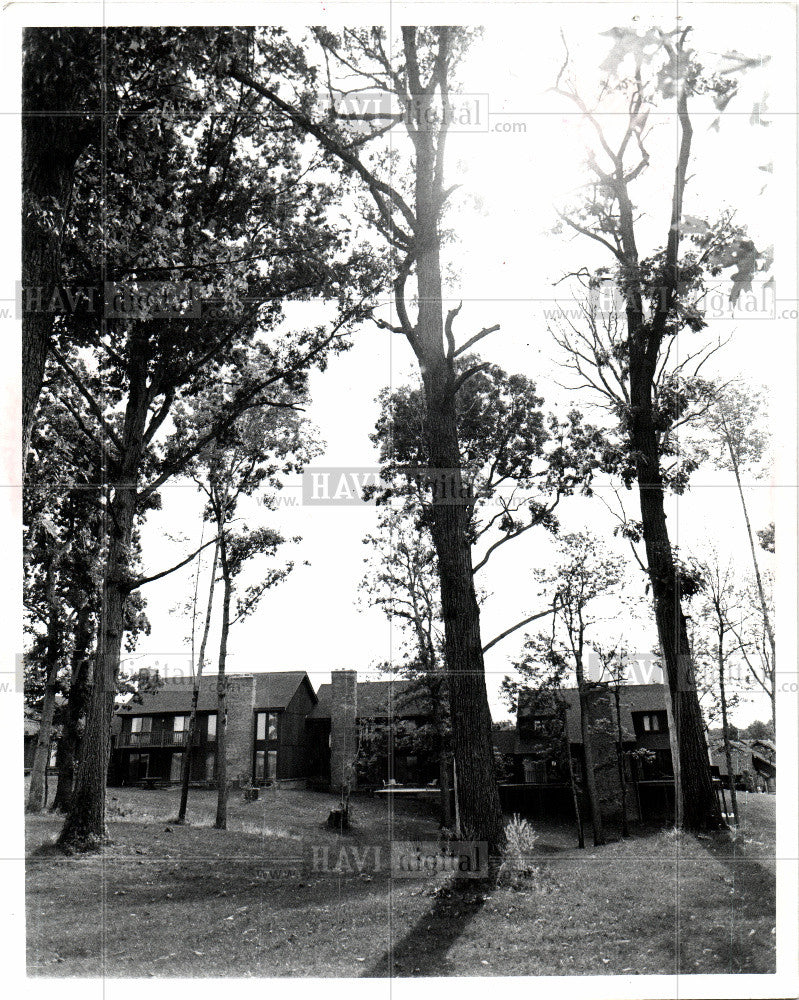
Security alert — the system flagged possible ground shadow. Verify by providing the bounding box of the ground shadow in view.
[364,879,491,977]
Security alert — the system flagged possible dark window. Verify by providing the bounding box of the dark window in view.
[254,749,277,782]
[523,759,547,783]
[635,749,674,780]
[128,752,150,779]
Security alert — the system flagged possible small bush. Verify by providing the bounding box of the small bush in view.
[498,814,539,888]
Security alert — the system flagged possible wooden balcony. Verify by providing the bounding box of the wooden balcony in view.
[119,730,189,749]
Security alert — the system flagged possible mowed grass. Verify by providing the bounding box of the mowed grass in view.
[26,785,776,977]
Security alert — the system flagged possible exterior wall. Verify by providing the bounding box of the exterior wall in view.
[330,669,358,791]
[514,690,647,822]
[112,710,218,785]
[223,674,256,786]
[306,719,331,783]
[278,678,316,779]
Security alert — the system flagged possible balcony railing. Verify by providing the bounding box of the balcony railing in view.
[119,730,189,749]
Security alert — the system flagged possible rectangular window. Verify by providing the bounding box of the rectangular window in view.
[170,753,183,782]
[642,713,662,733]
[267,750,277,779]
[255,750,265,781]
[205,751,215,782]
[129,752,150,779]
[130,716,152,743]
[173,715,187,732]
[256,712,278,742]
[207,713,217,739]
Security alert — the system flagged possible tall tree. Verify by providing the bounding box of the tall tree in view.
[695,554,747,825]
[551,26,768,830]
[181,388,320,828]
[230,26,512,850]
[698,383,775,682]
[593,641,635,838]
[503,625,586,850]
[51,39,370,850]
[21,28,248,455]
[733,573,776,733]
[532,533,628,845]
[174,538,219,824]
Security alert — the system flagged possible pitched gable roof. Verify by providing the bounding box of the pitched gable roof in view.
[254,672,316,710]
[308,679,431,720]
[116,671,314,716]
[517,683,670,746]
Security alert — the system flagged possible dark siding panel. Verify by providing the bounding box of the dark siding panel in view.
[278,679,316,779]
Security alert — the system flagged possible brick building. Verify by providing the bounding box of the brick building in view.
[497,683,677,821]
[111,671,316,787]
[306,670,436,790]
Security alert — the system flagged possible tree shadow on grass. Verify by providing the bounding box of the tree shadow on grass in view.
[664,834,777,974]
[364,879,492,978]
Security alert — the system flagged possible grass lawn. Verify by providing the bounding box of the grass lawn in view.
[26,785,776,977]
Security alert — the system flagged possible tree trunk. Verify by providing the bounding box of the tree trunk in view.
[607,69,720,833]
[233,27,505,854]
[177,538,219,823]
[575,674,605,846]
[27,675,59,813]
[52,607,93,812]
[734,467,774,654]
[726,429,776,697]
[58,329,150,851]
[26,540,68,812]
[613,686,629,838]
[718,636,740,826]
[429,690,452,828]
[21,108,87,457]
[439,750,453,829]
[629,364,721,832]
[214,532,231,831]
[411,133,504,855]
[562,709,585,849]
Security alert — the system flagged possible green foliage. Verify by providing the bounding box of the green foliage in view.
[757,523,775,554]
[498,814,539,888]
[369,362,604,566]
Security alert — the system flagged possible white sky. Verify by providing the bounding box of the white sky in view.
[120,10,795,727]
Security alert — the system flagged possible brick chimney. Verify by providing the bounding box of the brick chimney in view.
[330,669,358,792]
[223,674,256,787]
